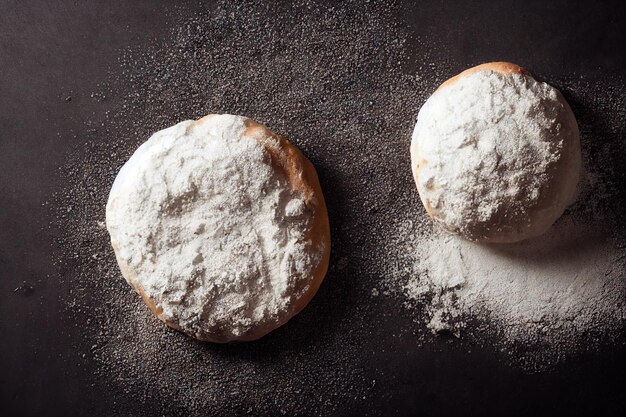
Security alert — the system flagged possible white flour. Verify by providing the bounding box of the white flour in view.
[106,114,324,341]
[404,216,625,338]
[395,171,626,368]
[411,69,580,242]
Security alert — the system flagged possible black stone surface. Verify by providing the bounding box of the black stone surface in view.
[1,1,625,416]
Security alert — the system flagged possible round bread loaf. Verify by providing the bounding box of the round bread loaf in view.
[106,114,330,342]
[411,62,581,243]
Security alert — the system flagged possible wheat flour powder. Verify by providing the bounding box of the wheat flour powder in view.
[404,218,625,337]
[394,163,626,368]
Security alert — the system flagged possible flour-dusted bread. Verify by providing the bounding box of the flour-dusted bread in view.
[106,114,330,342]
[411,62,581,243]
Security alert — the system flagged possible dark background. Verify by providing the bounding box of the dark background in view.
[1,1,625,416]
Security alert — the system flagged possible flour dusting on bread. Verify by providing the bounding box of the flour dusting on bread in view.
[106,114,329,342]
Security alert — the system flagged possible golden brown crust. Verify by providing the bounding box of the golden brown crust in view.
[112,114,330,342]
[194,114,217,125]
[436,62,529,92]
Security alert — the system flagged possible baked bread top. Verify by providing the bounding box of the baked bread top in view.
[106,114,330,342]
[411,62,581,243]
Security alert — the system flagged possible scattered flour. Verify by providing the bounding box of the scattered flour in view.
[404,217,625,339]
[396,158,626,368]
[52,0,626,413]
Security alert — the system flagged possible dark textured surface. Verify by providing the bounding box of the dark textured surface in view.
[1,1,625,416]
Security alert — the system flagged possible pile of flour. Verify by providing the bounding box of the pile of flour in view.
[106,114,323,341]
[404,217,625,336]
[396,170,626,367]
